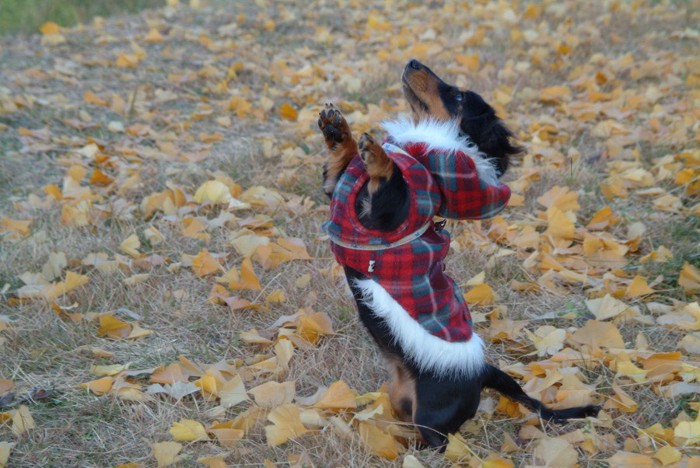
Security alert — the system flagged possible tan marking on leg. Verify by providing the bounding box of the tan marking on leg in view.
[387,358,416,423]
[318,103,357,195]
[358,132,394,195]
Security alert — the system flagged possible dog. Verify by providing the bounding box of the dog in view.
[319,59,599,449]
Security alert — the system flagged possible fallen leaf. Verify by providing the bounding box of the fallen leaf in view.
[169,419,209,442]
[151,441,182,467]
[265,404,309,446]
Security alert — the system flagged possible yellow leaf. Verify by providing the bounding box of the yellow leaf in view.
[0,441,15,468]
[79,376,114,395]
[537,186,580,212]
[91,364,129,376]
[545,206,575,240]
[534,437,578,466]
[169,419,209,442]
[151,441,182,467]
[120,234,141,258]
[42,271,90,301]
[279,103,298,121]
[619,278,651,301]
[444,432,474,463]
[220,374,248,408]
[540,86,571,104]
[586,206,619,230]
[228,96,252,117]
[609,382,638,412]
[181,217,210,242]
[674,416,700,445]
[654,445,682,466]
[571,320,625,349]
[265,404,309,447]
[266,289,285,305]
[585,294,632,320]
[296,311,335,344]
[464,283,495,305]
[39,21,60,34]
[83,90,110,107]
[526,325,565,357]
[207,428,244,448]
[358,421,403,460]
[194,372,224,398]
[615,360,648,383]
[228,257,261,290]
[313,380,357,410]
[0,217,32,239]
[607,451,654,467]
[11,406,35,436]
[192,249,222,277]
[249,380,295,408]
[679,262,700,294]
[145,28,164,43]
[194,180,232,204]
[97,314,132,339]
[456,53,480,72]
[127,323,153,340]
[151,363,186,384]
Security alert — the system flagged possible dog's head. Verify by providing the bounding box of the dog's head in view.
[402,60,522,177]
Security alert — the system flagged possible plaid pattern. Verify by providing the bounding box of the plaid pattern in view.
[323,142,510,343]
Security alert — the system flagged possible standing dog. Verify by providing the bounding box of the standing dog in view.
[319,60,598,448]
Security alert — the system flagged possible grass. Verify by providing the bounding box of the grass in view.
[1,0,698,466]
[0,0,164,35]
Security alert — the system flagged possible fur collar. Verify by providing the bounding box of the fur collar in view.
[382,116,499,186]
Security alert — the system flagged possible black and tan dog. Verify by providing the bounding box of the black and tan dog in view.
[319,60,599,449]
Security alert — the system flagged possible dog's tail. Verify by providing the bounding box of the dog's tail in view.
[482,364,599,421]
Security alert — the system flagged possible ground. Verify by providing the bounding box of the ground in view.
[0,0,699,467]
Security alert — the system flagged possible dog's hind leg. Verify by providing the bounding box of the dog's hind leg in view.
[318,103,357,197]
[413,374,481,450]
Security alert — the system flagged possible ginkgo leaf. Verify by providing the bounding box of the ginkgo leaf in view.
[265,404,309,446]
[444,432,475,463]
[625,276,656,298]
[0,441,15,468]
[151,441,182,467]
[279,103,298,121]
[169,419,209,442]
[192,249,223,277]
[248,380,295,408]
[42,271,90,301]
[97,314,132,339]
[312,380,357,410]
[194,180,232,204]
[79,376,114,395]
[585,294,633,321]
[120,234,141,258]
[11,405,35,436]
[358,421,403,460]
[606,451,654,467]
[679,262,700,294]
[220,374,248,408]
[464,283,495,305]
[228,257,261,290]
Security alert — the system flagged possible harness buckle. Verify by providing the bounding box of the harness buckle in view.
[434,218,447,231]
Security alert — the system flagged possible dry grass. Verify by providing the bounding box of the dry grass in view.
[1,0,698,466]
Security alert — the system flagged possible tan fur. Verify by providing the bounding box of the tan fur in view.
[359,132,394,195]
[386,357,417,422]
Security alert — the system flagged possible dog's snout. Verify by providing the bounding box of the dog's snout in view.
[408,59,422,70]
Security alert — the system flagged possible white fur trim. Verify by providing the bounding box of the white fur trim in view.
[382,116,499,186]
[354,278,485,378]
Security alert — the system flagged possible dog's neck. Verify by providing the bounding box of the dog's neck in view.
[382,116,499,186]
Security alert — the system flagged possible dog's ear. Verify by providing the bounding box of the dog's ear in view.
[459,92,523,178]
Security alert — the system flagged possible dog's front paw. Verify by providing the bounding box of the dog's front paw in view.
[318,103,351,149]
[359,132,394,194]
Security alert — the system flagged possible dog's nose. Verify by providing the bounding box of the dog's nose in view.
[408,59,422,70]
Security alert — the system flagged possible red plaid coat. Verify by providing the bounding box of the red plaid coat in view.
[324,141,511,343]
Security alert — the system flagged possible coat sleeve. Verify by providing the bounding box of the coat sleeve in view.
[421,150,511,220]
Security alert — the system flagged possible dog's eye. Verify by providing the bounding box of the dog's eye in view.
[455,92,464,102]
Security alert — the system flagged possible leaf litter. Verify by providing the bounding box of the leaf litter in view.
[0,0,698,466]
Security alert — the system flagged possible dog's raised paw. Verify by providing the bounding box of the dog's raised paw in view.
[318,103,350,149]
[359,132,394,193]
